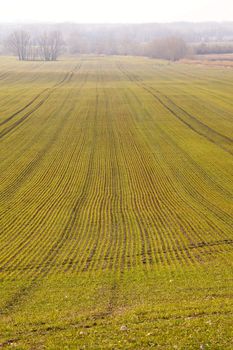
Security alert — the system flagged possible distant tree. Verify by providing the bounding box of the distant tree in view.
[7,30,31,60]
[38,33,50,60]
[39,31,64,61]
[148,37,187,61]
[6,30,64,61]
[49,31,64,61]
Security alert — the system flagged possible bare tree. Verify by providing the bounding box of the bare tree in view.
[39,31,64,61]
[50,31,64,60]
[147,37,187,61]
[6,30,63,61]
[7,31,31,60]
[38,32,51,60]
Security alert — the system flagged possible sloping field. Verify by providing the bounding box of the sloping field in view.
[0,56,233,349]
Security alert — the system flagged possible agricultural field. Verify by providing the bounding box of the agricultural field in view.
[0,56,233,349]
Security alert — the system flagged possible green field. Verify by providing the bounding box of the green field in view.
[0,56,233,349]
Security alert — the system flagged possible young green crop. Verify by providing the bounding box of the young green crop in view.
[0,56,232,349]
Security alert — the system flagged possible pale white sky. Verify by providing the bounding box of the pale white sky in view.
[1,0,233,23]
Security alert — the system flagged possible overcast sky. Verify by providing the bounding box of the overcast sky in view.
[1,0,233,23]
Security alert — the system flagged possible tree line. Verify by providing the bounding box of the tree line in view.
[194,42,233,55]
[4,25,233,61]
[67,32,188,60]
[6,30,64,61]
[6,29,188,61]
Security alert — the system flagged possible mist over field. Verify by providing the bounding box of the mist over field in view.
[1,22,233,60]
[1,0,233,22]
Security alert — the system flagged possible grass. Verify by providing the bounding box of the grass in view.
[0,55,232,349]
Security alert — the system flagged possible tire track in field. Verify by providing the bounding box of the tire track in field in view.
[117,62,233,200]
[58,67,121,275]
[123,73,233,231]
[57,67,123,319]
[0,88,50,126]
[0,63,80,188]
[0,68,91,271]
[0,106,75,269]
[45,90,98,274]
[148,91,233,156]
[0,65,89,316]
[0,64,81,139]
[112,75,200,266]
[164,64,233,112]
[0,64,83,202]
[117,63,233,156]
[0,102,89,277]
[1,308,232,346]
[9,69,93,275]
[90,274,123,321]
[115,62,232,264]
[57,65,120,275]
[0,71,11,81]
[0,69,90,273]
[0,58,232,319]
